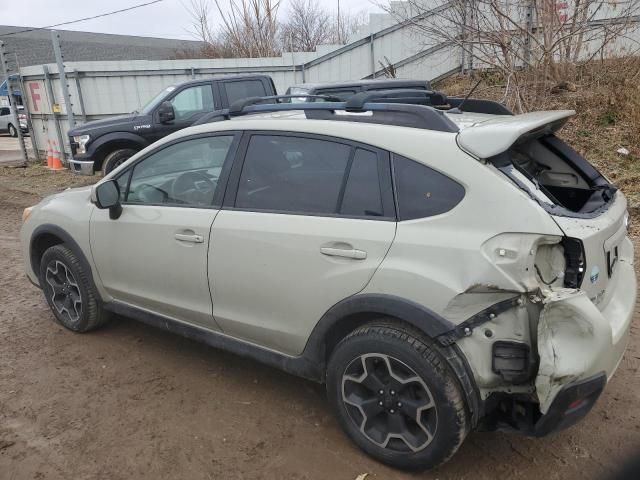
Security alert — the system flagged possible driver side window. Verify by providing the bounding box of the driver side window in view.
[170,85,214,121]
[123,135,233,207]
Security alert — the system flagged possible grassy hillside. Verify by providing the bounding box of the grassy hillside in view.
[435,58,640,226]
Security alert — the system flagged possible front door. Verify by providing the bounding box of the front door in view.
[209,133,397,355]
[90,133,238,330]
[148,83,215,142]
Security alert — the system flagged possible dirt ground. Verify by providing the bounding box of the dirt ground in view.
[0,165,639,480]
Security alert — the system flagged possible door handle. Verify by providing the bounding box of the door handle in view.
[320,247,367,260]
[175,233,204,243]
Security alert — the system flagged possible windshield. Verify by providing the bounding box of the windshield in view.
[140,86,176,115]
[287,86,311,103]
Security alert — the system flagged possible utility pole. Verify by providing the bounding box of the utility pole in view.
[524,0,534,65]
[337,0,341,44]
[51,30,75,130]
[0,41,28,164]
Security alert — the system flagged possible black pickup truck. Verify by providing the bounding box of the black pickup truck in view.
[67,74,276,175]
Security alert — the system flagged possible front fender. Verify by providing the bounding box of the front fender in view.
[85,131,148,159]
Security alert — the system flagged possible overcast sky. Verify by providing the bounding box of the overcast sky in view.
[2,0,381,40]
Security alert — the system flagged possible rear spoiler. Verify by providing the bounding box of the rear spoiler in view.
[457,110,576,158]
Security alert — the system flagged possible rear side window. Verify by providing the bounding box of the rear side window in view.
[224,80,267,104]
[340,149,384,217]
[236,135,351,214]
[393,154,464,220]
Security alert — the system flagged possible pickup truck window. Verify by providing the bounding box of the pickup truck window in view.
[170,85,215,121]
[224,80,267,105]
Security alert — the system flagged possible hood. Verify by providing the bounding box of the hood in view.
[68,113,145,136]
[454,110,575,159]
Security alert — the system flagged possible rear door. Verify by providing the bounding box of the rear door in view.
[219,78,271,107]
[208,132,396,355]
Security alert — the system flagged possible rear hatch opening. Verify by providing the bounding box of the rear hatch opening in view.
[489,127,617,217]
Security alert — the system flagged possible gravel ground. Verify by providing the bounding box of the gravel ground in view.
[0,165,639,480]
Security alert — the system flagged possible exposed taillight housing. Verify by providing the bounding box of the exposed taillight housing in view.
[562,237,586,288]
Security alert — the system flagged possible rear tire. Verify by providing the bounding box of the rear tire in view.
[8,123,17,137]
[326,322,469,471]
[40,244,109,332]
[102,148,136,175]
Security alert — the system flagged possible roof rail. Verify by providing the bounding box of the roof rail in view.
[193,88,516,132]
[227,101,459,132]
[344,89,448,111]
[228,94,340,116]
[345,89,512,115]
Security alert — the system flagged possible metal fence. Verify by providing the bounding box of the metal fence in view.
[17,1,640,160]
[19,3,463,159]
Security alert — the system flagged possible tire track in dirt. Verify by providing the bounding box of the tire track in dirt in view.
[0,168,639,480]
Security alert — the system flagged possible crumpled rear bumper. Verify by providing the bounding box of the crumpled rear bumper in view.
[532,372,606,436]
[535,256,636,414]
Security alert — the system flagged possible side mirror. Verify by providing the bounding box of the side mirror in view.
[158,101,175,123]
[94,180,122,220]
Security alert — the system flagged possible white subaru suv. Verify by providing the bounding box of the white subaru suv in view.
[20,91,636,470]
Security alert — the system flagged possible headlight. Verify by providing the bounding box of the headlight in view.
[73,134,91,154]
[22,206,33,223]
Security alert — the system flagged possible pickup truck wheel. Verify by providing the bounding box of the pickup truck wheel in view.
[40,244,109,332]
[103,148,136,175]
[326,323,469,471]
[8,123,17,137]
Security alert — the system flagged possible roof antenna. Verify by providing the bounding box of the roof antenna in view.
[448,78,482,114]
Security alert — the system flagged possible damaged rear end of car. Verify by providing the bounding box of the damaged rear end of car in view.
[455,109,636,435]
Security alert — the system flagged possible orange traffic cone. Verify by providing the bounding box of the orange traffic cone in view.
[46,139,54,168]
[50,140,64,170]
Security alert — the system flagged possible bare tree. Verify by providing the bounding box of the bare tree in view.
[185,0,236,58]
[215,0,282,57]
[186,0,367,57]
[378,56,397,78]
[380,0,640,111]
[186,0,282,57]
[330,8,367,44]
[280,0,331,51]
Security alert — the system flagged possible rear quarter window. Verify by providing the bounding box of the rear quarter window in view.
[393,154,465,220]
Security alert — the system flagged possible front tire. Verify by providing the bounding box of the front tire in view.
[40,244,109,332]
[102,148,136,175]
[8,123,17,137]
[327,323,469,471]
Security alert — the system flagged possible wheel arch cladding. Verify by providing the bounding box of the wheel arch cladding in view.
[302,294,482,427]
[30,224,96,292]
[304,294,456,362]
